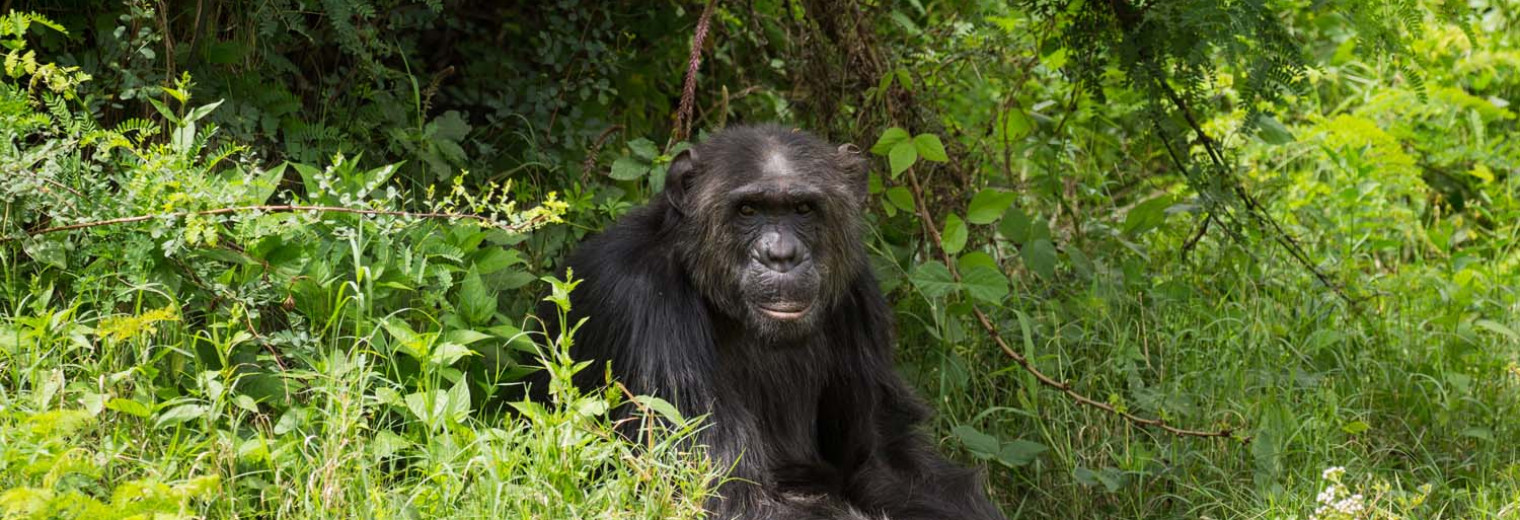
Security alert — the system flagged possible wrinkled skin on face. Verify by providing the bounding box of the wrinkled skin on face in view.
[666,125,868,342]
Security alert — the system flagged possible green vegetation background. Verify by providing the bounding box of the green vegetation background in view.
[0,1,1517,518]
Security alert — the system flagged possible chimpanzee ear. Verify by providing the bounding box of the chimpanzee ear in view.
[665,148,700,214]
[837,143,868,204]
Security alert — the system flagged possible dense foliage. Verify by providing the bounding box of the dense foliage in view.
[1,1,1517,518]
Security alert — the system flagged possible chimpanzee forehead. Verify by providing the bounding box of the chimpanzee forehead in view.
[698,126,843,186]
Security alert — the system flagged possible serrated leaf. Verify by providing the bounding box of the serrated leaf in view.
[885,187,916,212]
[941,213,968,255]
[967,188,1017,225]
[952,425,1000,459]
[910,261,957,300]
[888,140,918,178]
[913,133,949,162]
[961,265,1009,304]
[1021,239,1057,278]
[609,156,649,181]
[871,127,912,155]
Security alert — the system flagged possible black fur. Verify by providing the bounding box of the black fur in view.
[536,125,1005,520]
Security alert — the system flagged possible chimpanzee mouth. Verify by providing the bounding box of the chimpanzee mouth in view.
[757,302,812,320]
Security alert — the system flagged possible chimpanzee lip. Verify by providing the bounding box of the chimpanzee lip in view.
[757,302,811,320]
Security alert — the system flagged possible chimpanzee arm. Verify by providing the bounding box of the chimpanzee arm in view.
[820,277,1007,520]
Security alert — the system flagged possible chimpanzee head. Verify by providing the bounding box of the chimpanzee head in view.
[665,125,869,341]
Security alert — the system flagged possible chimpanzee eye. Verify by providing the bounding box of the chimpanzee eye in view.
[796,203,813,215]
[739,204,758,216]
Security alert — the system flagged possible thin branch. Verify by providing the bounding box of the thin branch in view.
[902,167,1241,441]
[3,205,549,243]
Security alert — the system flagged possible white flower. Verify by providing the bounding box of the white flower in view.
[1322,466,1346,481]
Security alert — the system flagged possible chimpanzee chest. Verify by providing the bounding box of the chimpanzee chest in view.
[717,337,834,464]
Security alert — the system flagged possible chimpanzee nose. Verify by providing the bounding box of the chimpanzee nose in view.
[760,232,801,272]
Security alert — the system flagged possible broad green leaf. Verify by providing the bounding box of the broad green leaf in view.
[1341,420,1370,435]
[1474,319,1518,342]
[1123,195,1175,235]
[967,188,1018,224]
[429,342,474,367]
[961,265,1010,304]
[107,398,151,418]
[941,213,968,255]
[1255,114,1294,145]
[910,261,957,300]
[871,127,912,155]
[444,376,472,424]
[999,109,1032,141]
[913,133,949,162]
[952,425,1000,459]
[609,156,649,181]
[1042,47,1069,70]
[1021,239,1058,278]
[957,251,998,271]
[155,404,208,428]
[888,140,918,178]
[996,439,1048,467]
[885,187,916,212]
[632,395,689,426]
[627,138,659,160]
[999,206,1032,243]
[458,268,497,326]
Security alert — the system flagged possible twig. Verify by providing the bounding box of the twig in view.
[3,205,549,243]
[672,0,718,143]
[902,167,1241,441]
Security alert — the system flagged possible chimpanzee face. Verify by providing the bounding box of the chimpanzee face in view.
[666,125,868,341]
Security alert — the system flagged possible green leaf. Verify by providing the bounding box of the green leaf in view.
[1474,319,1519,342]
[107,398,151,418]
[1341,420,1370,435]
[967,188,1018,225]
[1123,195,1175,235]
[444,376,471,425]
[429,342,473,367]
[960,265,1010,304]
[888,140,918,178]
[952,425,1000,459]
[999,109,1032,141]
[941,214,968,255]
[628,138,659,161]
[910,261,958,300]
[996,439,1048,467]
[913,133,949,162]
[1255,114,1294,145]
[957,251,998,271]
[155,404,208,428]
[183,99,225,124]
[998,207,1031,243]
[458,268,497,326]
[870,127,912,155]
[885,187,916,212]
[1021,239,1058,278]
[609,156,649,181]
[632,395,688,426]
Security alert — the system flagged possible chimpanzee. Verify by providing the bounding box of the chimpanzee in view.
[536,124,1005,519]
